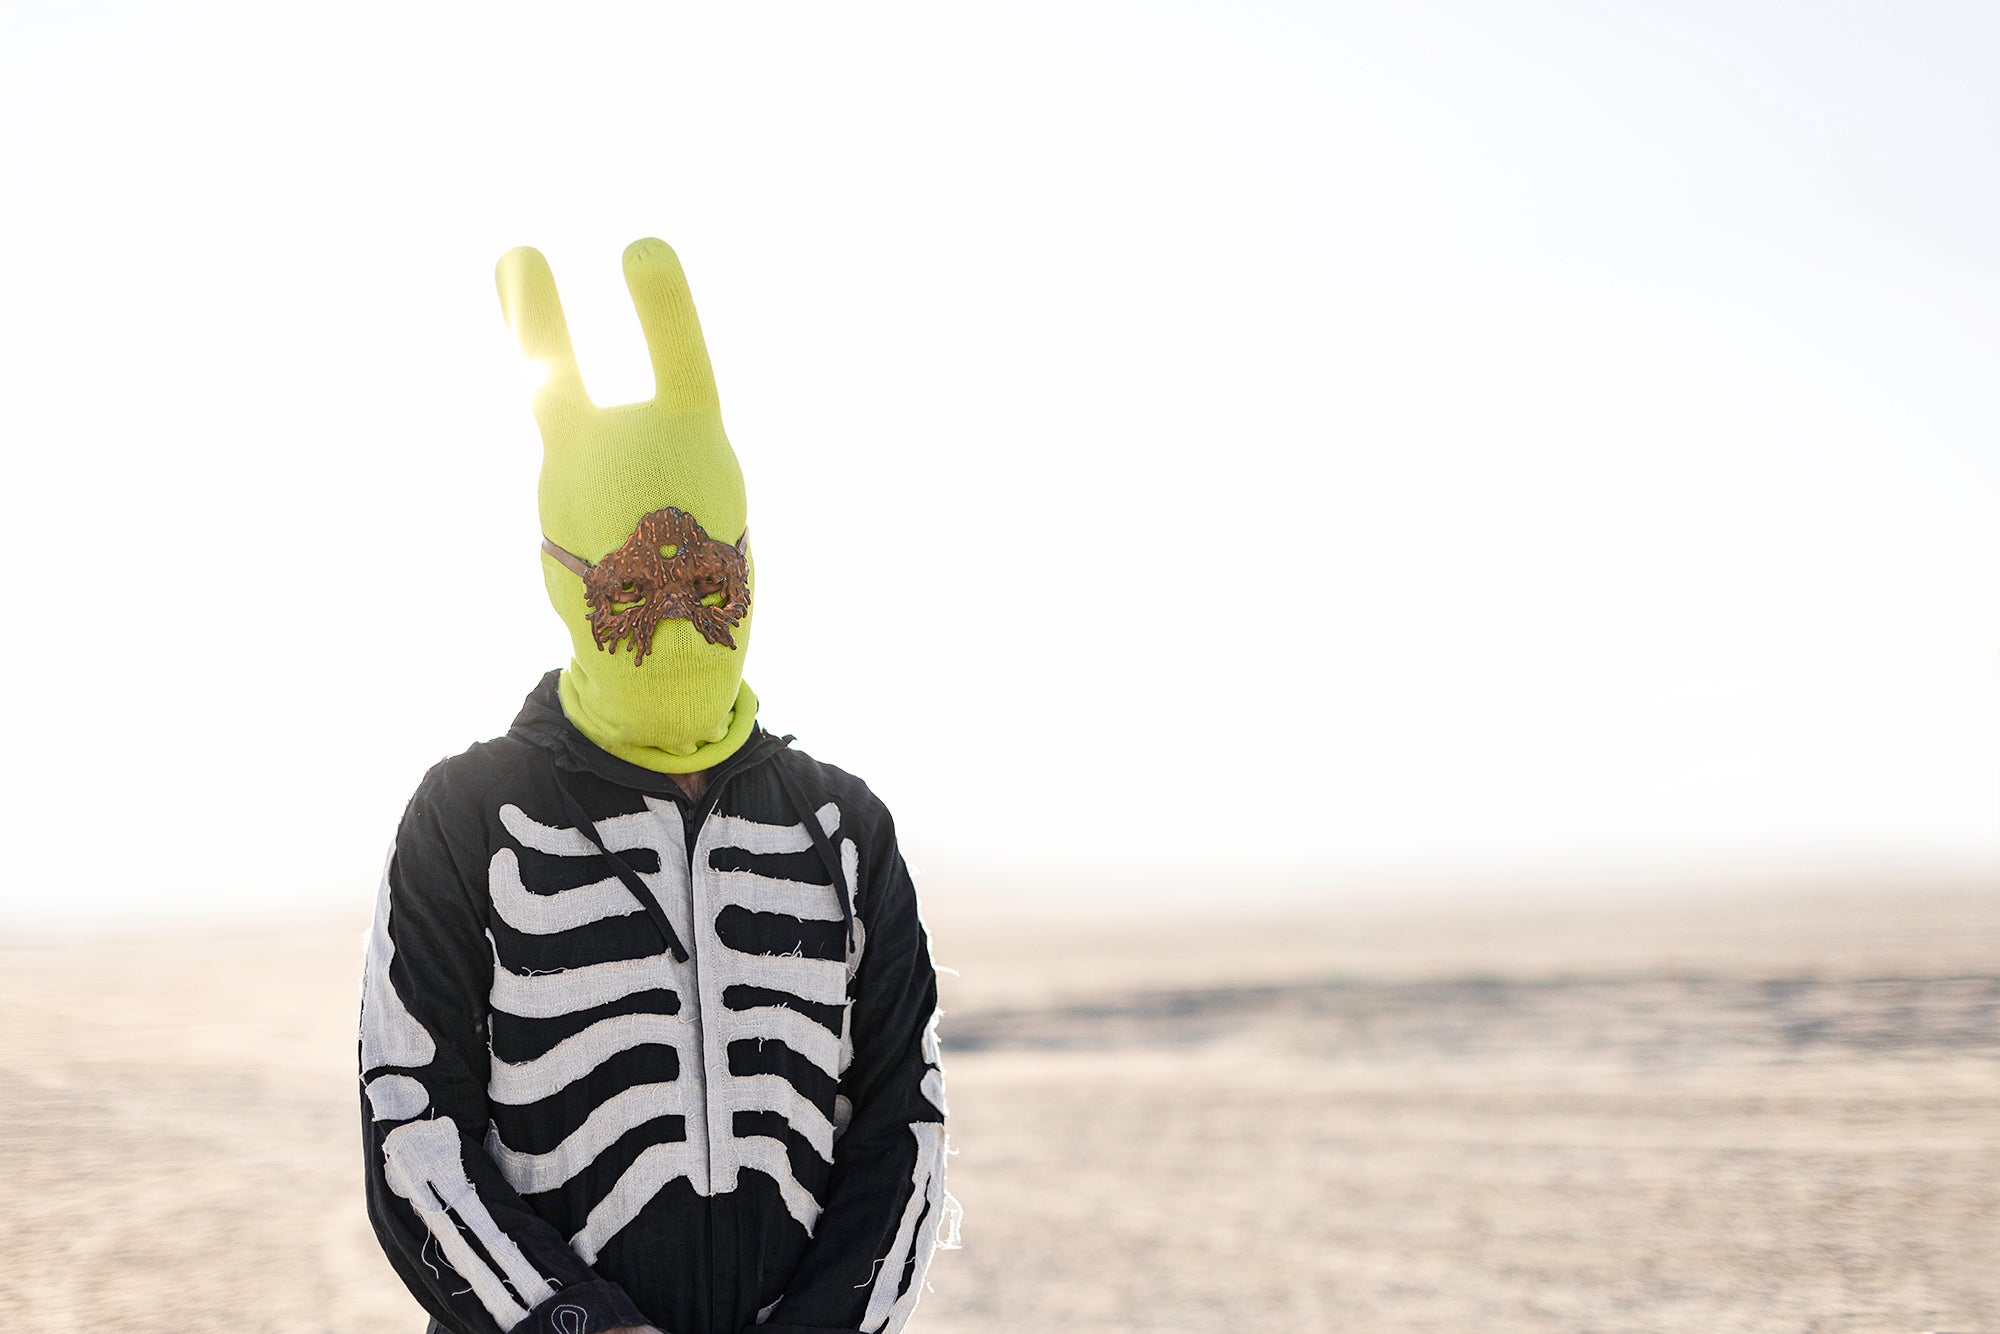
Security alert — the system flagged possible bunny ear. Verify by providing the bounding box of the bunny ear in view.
[623,238,720,414]
[495,246,591,412]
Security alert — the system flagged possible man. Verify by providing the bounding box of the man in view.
[359,238,957,1334]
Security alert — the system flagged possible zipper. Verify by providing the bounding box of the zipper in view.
[682,798,716,1334]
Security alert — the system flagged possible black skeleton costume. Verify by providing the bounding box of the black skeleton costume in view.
[361,675,955,1334]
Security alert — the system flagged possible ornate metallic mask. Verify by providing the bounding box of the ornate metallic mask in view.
[542,507,751,664]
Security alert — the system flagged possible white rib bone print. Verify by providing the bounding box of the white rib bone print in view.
[484,796,863,1265]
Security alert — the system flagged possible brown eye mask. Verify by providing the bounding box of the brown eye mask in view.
[542,508,751,664]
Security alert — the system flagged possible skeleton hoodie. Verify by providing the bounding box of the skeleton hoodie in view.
[360,671,956,1334]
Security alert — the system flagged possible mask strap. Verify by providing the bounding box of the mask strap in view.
[541,538,592,578]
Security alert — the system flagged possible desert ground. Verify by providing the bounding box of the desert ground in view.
[1,868,1993,1332]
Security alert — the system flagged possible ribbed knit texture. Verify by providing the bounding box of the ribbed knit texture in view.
[496,238,755,774]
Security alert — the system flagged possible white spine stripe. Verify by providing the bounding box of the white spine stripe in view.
[723,950,850,1007]
[366,1074,430,1122]
[382,1117,558,1326]
[715,1072,837,1160]
[703,802,840,855]
[730,1134,825,1232]
[487,934,680,1019]
[860,1121,949,1334]
[691,808,835,1248]
[570,1139,706,1265]
[487,1013,689,1105]
[484,1083,689,1195]
[712,1006,842,1076]
[488,849,642,935]
[361,856,436,1071]
[710,869,849,920]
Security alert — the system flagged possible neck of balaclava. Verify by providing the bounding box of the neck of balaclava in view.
[557,668,760,775]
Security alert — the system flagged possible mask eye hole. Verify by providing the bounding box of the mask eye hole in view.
[658,544,680,560]
[608,579,646,612]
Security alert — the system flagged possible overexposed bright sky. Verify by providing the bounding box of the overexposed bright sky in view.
[3,1,1995,922]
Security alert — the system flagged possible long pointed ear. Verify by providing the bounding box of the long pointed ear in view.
[495,246,591,415]
[623,237,720,414]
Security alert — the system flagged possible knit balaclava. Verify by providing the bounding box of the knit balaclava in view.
[496,238,756,774]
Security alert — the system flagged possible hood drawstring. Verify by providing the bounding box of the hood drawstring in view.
[549,742,847,966]
[771,755,855,959]
[553,772,691,964]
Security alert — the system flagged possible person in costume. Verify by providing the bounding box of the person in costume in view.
[359,238,958,1334]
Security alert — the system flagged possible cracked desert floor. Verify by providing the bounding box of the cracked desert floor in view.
[2,870,1994,1333]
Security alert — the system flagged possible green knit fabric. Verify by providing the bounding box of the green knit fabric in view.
[496,238,756,774]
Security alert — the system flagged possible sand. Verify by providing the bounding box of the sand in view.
[1,870,1993,1332]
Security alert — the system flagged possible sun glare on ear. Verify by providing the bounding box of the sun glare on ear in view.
[518,357,552,394]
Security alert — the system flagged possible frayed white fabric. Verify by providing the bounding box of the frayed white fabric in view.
[361,858,435,1071]
[500,801,663,857]
[382,1117,560,1329]
[489,849,643,934]
[487,1013,691,1105]
[485,1083,693,1193]
[919,1067,946,1116]
[732,1134,824,1226]
[836,838,868,1085]
[572,1139,706,1265]
[702,801,840,853]
[366,1073,431,1122]
[488,936,685,1018]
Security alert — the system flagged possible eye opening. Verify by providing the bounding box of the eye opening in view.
[658,544,680,559]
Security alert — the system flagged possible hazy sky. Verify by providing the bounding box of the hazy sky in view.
[3,1,1995,922]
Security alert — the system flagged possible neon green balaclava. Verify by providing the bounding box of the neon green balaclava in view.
[496,238,757,774]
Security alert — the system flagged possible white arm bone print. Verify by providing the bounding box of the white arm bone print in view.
[484,796,864,1266]
[360,858,570,1331]
[381,1116,562,1327]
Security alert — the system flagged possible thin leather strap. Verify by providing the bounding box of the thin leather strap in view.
[541,537,592,578]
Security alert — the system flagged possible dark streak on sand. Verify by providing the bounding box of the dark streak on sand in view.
[944,973,2000,1064]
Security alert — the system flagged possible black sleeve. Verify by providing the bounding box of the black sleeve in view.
[360,780,655,1334]
[756,814,958,1334]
